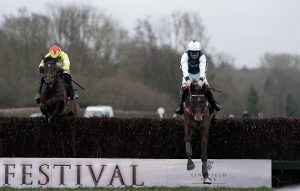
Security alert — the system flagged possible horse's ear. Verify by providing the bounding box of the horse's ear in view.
[43,56,54,64]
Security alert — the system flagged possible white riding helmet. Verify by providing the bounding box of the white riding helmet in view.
[187,40,201,51]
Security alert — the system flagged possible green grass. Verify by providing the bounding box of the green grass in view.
[0,187,273,191]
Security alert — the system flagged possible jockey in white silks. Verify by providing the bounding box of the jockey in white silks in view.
[175,40,222,115]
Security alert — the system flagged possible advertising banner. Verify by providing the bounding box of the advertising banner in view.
[0,158,271,188]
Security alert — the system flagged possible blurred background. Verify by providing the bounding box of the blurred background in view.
[0,0,299,118]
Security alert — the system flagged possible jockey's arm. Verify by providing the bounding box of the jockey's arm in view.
[38,52,70,73]
[180,53,189,79]
[38,60,44,69]
[199,54,207,81]
[60,52,70,72]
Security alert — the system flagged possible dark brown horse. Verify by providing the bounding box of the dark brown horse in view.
[40,57,80,123]
[183,81,214,184]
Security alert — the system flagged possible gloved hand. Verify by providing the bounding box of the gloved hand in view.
[39,67,44,73]
[57,68,64,77]
[198,80,204,87]
[186,80,192,86]
[55,62,62,67]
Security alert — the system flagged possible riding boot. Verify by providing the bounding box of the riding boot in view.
[68,83,79,100]
[63,73,79,100]
[175,88,188,115]
[34,78,44,104]
[34,93,41,104]
[205,89,222,112]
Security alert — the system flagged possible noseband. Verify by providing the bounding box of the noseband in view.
[44,64,59,87]
[184,85,208,116]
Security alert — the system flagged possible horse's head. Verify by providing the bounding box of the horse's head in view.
[43,57,62,89]
[188,81,209,121]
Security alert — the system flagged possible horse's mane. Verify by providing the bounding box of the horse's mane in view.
[43,56,57,65]
[190,82,206,94]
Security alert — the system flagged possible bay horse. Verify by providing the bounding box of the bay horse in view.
[183,81,215,184]
[40,57,80,123]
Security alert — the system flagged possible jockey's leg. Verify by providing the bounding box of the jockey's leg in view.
[205,89,222,112]
[175,87,188,115]
[34,77,44,104]
[63,73,79,100]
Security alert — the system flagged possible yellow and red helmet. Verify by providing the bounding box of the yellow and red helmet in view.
[49,45,61,58]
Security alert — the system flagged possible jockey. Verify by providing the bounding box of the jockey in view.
[34,45,79,104]
[175,40,222,115]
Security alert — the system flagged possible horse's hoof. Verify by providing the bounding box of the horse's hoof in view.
[187,161,195,170]
[203,178,211,184]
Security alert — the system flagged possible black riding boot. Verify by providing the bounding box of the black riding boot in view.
[175,88,188,115]
[63,73,79,100]
[205,89,222,112]
[68,83,79,100]
[34,78,44,104]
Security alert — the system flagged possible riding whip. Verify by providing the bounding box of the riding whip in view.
[62,74,86,91]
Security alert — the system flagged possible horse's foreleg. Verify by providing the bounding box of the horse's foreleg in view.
[40,104,47,114]
[40,104,49,118]
[40,104,52,123]
[72,100,81,117]
[185,126,195,170]
[53,97,65,115]
[201,127,211,184]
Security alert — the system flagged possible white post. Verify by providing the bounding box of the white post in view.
[157,107,165,118]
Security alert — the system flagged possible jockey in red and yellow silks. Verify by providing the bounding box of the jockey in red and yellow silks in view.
[35,45,79,104]
[39,46,71,73]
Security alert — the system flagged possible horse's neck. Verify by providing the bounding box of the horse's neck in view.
[43,78,66,96]
[56,77,66,90]
[184,92,191,106]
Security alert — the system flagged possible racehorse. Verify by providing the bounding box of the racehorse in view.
[183,81,214,184]
[40,57,80,123]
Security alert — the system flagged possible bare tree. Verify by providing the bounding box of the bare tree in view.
[260,53,300,70]
[261,53,300,116]
[1,8,51,77]
[155,11,210,52]
[132,12,210,99]
[0,9,52,107]
[50,4,129,76]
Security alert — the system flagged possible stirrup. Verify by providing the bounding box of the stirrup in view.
[175,106,184,115]
[35,94,41,104]
[71,92,79,100]
[215,103,223,111]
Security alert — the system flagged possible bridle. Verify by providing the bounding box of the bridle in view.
[44,64,59,87]
[184,84,208,116]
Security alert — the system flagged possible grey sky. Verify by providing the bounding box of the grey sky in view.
[1,0,299,68]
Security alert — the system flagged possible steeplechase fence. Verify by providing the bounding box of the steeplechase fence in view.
[0,117,299,187]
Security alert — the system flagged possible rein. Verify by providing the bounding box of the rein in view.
[184,101,208,116]
[45,74,59,86]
